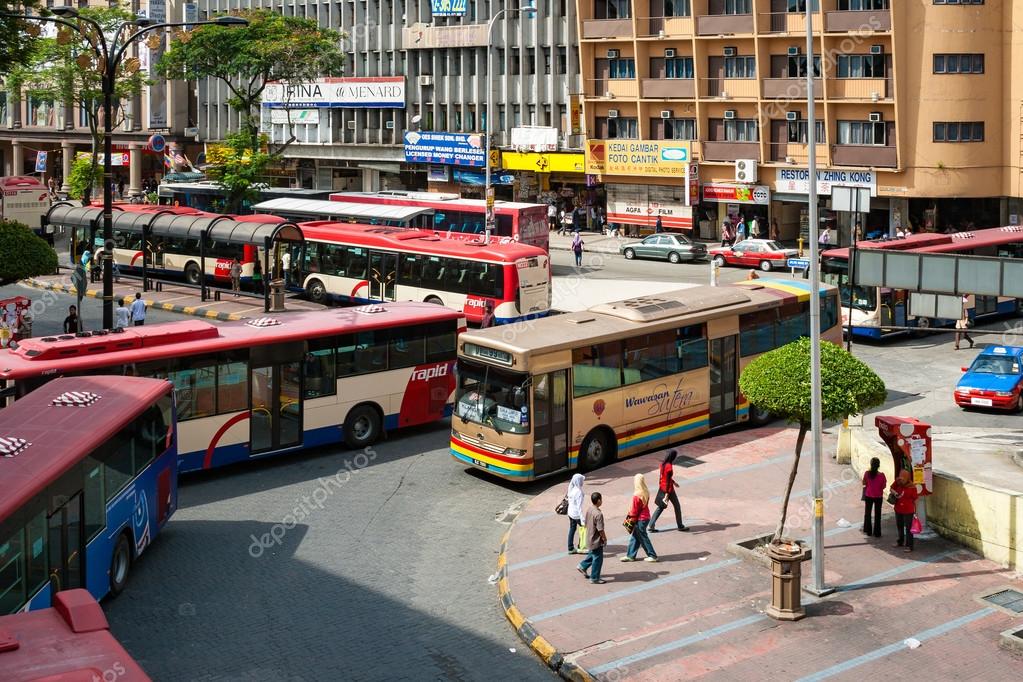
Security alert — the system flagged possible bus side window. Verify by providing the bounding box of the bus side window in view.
[572,341,623,398]
[388,327,426,369]
[425,321,457,363]
[678,325,708,370]
[336,334,358,377]
[348,248,368,280]
[398,254,419,284]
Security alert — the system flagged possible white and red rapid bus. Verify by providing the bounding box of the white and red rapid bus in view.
[292,221,551,325]
[0,176,50,237]
[330,191,550,251]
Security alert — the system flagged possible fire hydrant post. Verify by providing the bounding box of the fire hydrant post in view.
[765,541,810,621]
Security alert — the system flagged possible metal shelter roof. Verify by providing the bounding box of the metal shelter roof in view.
[252,197,435,222]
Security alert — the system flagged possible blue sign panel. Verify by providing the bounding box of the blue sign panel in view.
[787,258,811,269]
[404,131,486,168]
[431,0,467,17]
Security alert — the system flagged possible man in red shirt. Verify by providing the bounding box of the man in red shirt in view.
[649,450,689,533]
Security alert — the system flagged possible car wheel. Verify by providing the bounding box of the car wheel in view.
[1015,393,1023,414]
[109,532,132,597]
[579,430,613,472]
[668,252,682,264]
[184,262,201,285]
[760,260,773,272]
[713,255,726,267]
[306,278,327,304]
[344,404,382,448]
[624,248,636,260]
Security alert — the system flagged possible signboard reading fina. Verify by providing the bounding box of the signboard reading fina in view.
[585,140,690,178]
[262,78,406,109]
[404,131,486,168]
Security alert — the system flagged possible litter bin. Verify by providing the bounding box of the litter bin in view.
[269,279,286,312]
[765,540,810,621]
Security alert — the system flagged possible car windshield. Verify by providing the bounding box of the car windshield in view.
[454,359,531,434]
[672,234,692,245]
[969,355,1021,375]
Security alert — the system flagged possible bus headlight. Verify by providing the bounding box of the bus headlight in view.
[503,447,526,457]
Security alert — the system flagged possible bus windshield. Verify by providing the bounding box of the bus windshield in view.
[454,360,530,434]
[821,269,876,311]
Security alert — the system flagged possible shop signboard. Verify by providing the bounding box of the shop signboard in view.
[685,163,699,207]
[404,132,486,167]
[502,151,586,174]
[262,78,406,109]
[775,168,877,196]
[585,140,690,178]
[431,0,466,16]
[269,109,320,125]
[607,184,693,230]
[703,183,770,205]
[510,126,558,152]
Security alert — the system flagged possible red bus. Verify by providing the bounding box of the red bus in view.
[0,176,50,238]
[330,191,550,251]
[0,589,151,680]
[0,305,463,472]
[292,221,551,325]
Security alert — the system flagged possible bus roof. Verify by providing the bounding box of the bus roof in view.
[330,191,545,212]
[457,279,833,359]
[298,222,549,261]
[0,176,45,190]
[0,304,462,381]
[253,197,435,221]
[820,226,1023,260]
[0,376,171,523]
[0,589,151,681]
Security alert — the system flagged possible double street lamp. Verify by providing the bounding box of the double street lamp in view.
[3,7,246,329]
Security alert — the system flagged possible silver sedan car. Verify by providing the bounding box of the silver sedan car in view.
[620,233,708,264]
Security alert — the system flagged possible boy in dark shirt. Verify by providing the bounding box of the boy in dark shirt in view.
[577,492,607,584]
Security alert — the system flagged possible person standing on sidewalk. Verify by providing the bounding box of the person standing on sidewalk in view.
[114,298,131,329]
[861,457,887,538]
[649,450,689,533]
[954,296,974,350]
[890,469,919,552]
[129,292,147,326]
[230,258,242,296]
[63,305,80,334]
[721,220,734,247]
[566,473,586,554]
[572,231,585,267]
[548,202,558,233]
[577,492,607,584]
[622,474,658,563]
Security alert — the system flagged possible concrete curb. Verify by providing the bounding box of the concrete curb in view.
[21,278,243,322]
[496,529,595,682]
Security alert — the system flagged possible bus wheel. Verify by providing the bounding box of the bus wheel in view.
[912,317,932,338]
[579,430,613,472]
[109,532,132,597]
[184,262,201,285]
[344,404,382,448]
[750,405,773,426]
[306,279,327,304]
[425,296,444,305]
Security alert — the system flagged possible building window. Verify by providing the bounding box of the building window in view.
[711,118,758,142]
[933,121,984,142]
[836,54,886,78]
[933,0,983,4]
[787,0,819,11]
[837,120,887,145]
[510,48,520,75]
[594,0,632,20]
[786,55,821,78]
[557,47,568,74]
[597,116,639,139]
[496,48,505,75]
[665,57,694,79]
[933,54,984,74]
[838,0,889,8]
[661,0,692,16]
[542,47,551,75]
[719,0,752,14]
[724,56,756,78]
[543,104,552,126]
[527,48,537,75]
[608,58,636,79]
[653,117,697,140]
[788,119,826,143]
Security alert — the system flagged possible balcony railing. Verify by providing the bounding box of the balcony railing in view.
[585,78,640,99]
[702,140,760,162]
[828,78,891,100]
[762,78,823,100]
[696,13,754,36]
[703,78,759,99]
[825,9,891,33]
[641,78,696,99]
[581,18,634,40]
[831,144,897,168]
[768,142,828,164]
[637,15,695,38]
[758,11,822,35]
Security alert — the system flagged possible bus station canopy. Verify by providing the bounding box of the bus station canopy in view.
[251,197,435,223]
[45,205,304,245]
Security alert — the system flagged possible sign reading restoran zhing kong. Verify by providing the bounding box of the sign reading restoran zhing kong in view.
[262,77,406,109]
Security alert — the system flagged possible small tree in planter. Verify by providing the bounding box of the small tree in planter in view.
[739,337,887,543]
[0,220,59,284]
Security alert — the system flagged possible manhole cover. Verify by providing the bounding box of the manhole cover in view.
[982,589,1023,614]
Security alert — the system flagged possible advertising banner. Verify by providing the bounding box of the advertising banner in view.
[585,140,690,178]
[775,167,877,196]
[510,126,558,152]
[431,0,466,16]
[269,109,320,125]
[607,184,693,230]
[262,78,406,109]
[146,0,167,129]
[404,131,486,167]
[702,182,770,205]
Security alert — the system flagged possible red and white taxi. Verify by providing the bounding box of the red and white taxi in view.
[709,239,798,272]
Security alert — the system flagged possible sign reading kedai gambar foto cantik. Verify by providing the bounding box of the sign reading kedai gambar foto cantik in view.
[262,77,406,109]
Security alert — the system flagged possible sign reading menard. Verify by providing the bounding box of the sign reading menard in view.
[262,78,406,109]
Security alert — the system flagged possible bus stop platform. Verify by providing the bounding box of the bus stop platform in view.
[22,272,326,322]
[496,426,1023,681]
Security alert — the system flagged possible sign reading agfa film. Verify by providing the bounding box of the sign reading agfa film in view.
[404,132,486,167]
[262,78,406,109]
[585,140,690,178]
[431,0,467,16]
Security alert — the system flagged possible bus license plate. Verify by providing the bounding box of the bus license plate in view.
[472,458,488,469]
[971,397,993,407]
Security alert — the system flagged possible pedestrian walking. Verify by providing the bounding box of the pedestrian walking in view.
[572,231,584,267]
[63,305,80,334]
[230,257,242,296]
[721,220,734,247]
[735,218,747,243]
[890,469,919,552]
[117,177,126,200]
[566,473,586,554]
[577,492,607,584]
[649,450,689,533]
[480,301,496,329]
[655,216,663,233]
[548,202,558,232]
[861,456,887,538]
[954,295,974,350]
[750,215,760,239]
[559,208,573,236]
[622,474,658,563]
[129,292,147,326]
[114,298,131,329]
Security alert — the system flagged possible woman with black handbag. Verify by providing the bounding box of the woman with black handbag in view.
[565,474,586,555]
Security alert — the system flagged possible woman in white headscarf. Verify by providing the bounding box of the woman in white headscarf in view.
[566,473,586,554]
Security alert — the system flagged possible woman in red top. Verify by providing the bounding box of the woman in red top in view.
[861,457,887,538]
[622,474,658,562]
[649,450,689,533]
[890,469,919,552]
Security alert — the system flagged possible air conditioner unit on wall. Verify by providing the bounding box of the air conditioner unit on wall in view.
[607,109,620,118]
[607,49,620,59]
[385,120,395,129]
[869,111,883,122]
[723,109,736,120]
[660,110,672,119]
[735,159,757,184]
[665,48,676,59]
[870,45,883,55]
[723,47,737,57]
[418,75,433,86]
[347,120,357,130]
[787,46,800,56]
[786,111,798,121]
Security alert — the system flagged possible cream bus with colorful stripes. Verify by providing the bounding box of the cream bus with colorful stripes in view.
[450,279,842,481]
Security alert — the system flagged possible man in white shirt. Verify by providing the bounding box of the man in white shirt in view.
[115,298,131,329]
[129,292,147,326]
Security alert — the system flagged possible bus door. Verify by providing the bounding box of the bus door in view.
[531,370,569,476]
[249,343,304,454]
[370,251,398,301]
[708,335,738,428]
[47,492,84,597]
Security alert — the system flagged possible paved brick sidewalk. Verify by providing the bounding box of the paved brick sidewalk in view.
[500,426,1023,681]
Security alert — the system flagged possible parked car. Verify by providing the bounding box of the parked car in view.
[708,239,798,272]
[954,345,1023,411]
[620,233,707,264]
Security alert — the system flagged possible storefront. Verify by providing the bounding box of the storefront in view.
[773,167,879,245]
[701,182,771,241]
[500,151,587,203]
[606,182,692,236]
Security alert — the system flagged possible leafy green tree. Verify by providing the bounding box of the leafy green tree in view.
[204,132,273,214]
[67,155,103,201]
[0,220,59,283]
[158,9,345,150]
[0,1,41,76]
[739,337,887,542]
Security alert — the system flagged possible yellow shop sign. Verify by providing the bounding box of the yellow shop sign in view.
[502,151,586,174]
[585,140,691,178]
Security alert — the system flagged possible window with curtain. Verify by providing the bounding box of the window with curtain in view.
[724,119,759,141]
[837,120,887,145]
[664,118,697,140]
[609,58,636,79]
[836,54,885,78]
[666,57,694,79]
[724,56,756,78]
[838,0,889,9]
[788,119,826,143]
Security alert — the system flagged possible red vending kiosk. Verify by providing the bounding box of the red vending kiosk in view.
[875,416,934,537]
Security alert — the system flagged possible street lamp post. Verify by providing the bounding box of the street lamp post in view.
[484,1,536,242]
[4,7,246,329]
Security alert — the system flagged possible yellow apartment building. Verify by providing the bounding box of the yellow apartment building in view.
[577,0,1023,243]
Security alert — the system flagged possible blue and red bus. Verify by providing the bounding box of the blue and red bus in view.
[0,376,177,615]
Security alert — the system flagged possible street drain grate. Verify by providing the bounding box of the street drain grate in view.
[982,589,1023,614]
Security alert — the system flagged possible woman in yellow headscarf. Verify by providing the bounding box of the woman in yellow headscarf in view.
[622,473,658,562]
